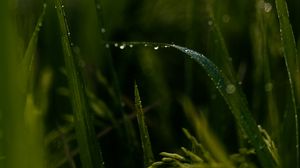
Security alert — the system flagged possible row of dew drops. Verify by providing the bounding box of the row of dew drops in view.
[52,2,274,97]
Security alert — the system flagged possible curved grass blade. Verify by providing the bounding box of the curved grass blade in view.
[110,41,277,167]
[134,82,154,167]
[54,0,104,167]
[275,0,300,167]
[172,44,277,167]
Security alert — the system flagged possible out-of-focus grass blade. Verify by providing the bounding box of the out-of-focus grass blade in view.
[54,0,104,167]
[134,82,154,167]
[181,97,233,166]
[1,2,48,168]
[275,0,300,167]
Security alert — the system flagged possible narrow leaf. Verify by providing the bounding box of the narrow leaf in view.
[54,0,104,167]
[275,0,300,167]
[23,3,47,78]
[134,82,154,167]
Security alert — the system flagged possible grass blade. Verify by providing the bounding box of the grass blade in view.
[54,0,104,167]
[23,3,47,86]
[134,82,154,167]
[275,0,300,167]
[172,44,277,167]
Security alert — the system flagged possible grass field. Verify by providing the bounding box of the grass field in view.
[1,0,300,167]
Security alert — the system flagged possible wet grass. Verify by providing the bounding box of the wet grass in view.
[0,0,300,167]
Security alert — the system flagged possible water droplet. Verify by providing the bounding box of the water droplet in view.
[114,43,119,47]
[144,44,148,47]
[164,45,169,48]
[101,28,106,33]
[61,5,64,8]
[222,14,230,23]
[259,145,264,150]
[226,84,236,94]
[70,42,74,46]
[208,20,213,26]
[154,46,159,50]
[129,44,133,48]
[38,22,42,27]
[265,82,273,92]
[67,32,71,36]
[105,44,110,48]
[264,2,272,13]
[54,5,57,9]
[238,81,242,85]
[119,44,126,49]
[43,3,47,8]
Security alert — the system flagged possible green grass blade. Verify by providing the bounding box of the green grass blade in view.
[172,44,277,167]
[275,0,300,167]
[23,3,47,85]
[54,0,104,167]
[134,82,154,167]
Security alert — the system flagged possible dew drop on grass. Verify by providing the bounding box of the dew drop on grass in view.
[226,84,236,94]
[144,44,148,47]
[67,32,71,36]
[264,2,272,13]
[208,20,213,26]
[129,44,133,48]
[238,81,242,85]
[154,46,159,50]
[61,5,64,8]
[114,43,119,47]
[54,5,57,9]
[101,28,106,33]
[105,44,110,48]
[119,44,126,49]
